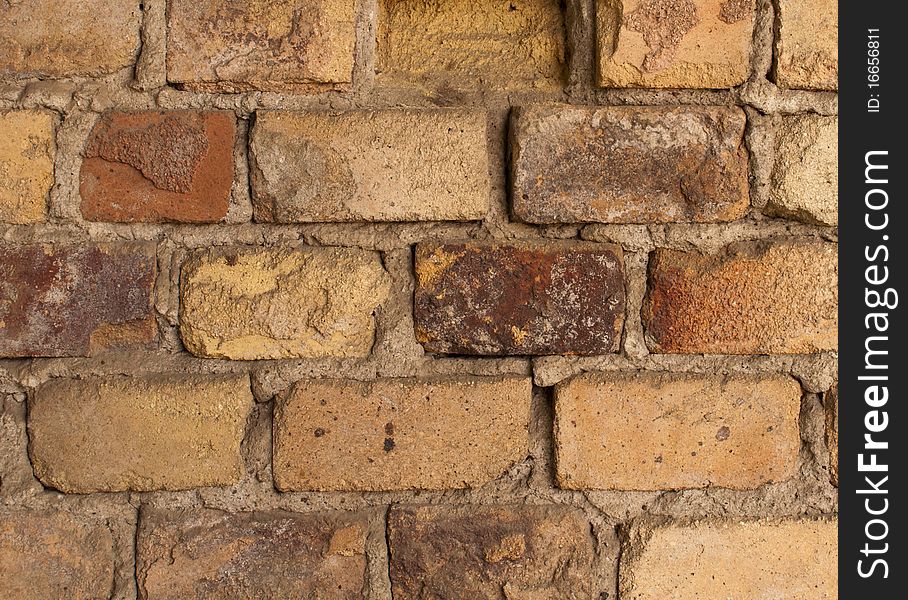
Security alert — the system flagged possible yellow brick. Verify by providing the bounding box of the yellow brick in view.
[0,111,54,224]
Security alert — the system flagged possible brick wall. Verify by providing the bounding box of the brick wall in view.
[1,1,837,598]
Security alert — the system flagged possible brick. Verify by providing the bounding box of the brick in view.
[620,519,837,598]
[597,0,754,88]
[167,0,356,92]
[0,243,156,357]
[555,372,801,490]
[826,386,838,486]
[0,0,141,78]
[0,509,114,600]
[0,110,54,224]
[511,105,749,224]
[775,0,838,90]
[768,115,838,226]
[28,374,253,493]
[415,240,625,356]
[137,508,368,599]
[378,0,566,89]
[274,376,531,491]
[251,110,490,222]
[643,239,837,354]
[180,247,391,360]
[80,111,236,223]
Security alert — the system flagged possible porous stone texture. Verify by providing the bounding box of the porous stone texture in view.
[80,111,236,223]
[167,0,356,91]
[388,505,594,599]
[826,386,838,486]
[28,374,253,493]
[0,110,55,224]
[555,372,802,490]
[596,0,755,88]
[251,110,490,222]
[273,376,531,491]
[0,509,115,600]
[644,239,838,354]
[620,519,837,599]
[511,105,749,223]
[180,247,391,360]
[0,243,157,357]
[137,508,368,600]
[377,0,566,89]
[767,115,838,226]
[0,0,141,78]
[775,0,838,90]
[414,240,625,355]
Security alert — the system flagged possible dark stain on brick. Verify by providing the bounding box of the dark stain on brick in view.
[384,422,395,436]
[383,437,395,452]
[313,427,325,438]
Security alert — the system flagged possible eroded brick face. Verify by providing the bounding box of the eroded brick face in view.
[826,386,838,486]
[775,0,838,90]
[0,110,55,224]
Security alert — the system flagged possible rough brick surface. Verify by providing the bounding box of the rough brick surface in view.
[415,241,625,355]
[0,0,141,78]
[167,0,356,91]
[511,105,749,224]
[251,110,490,222]
[29,375,253,493]
[620,519,837,599]
[768,115,838,226]
[80,111,236,223]
[389,505,594,599]
[0,509,115,600]
[775,0,838,90]
[596,0,755,88]
[826,386,838,486]
[378,0,566,89]
[0,243,156,357]
[644,239,838,354]
[180,247,391,359]
[274,376,531,491]
[137,508,368,600]
[555,372,802,490]
[0,110,55,224]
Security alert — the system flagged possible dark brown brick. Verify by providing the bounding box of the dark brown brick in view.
[414,241,625,355]
[0,243,156,357]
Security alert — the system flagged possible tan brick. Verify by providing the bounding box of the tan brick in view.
[0,0,141,78]
[555,372,802,490]
[597,0,755,88]
[620,519,837,599]
[251,110,490,222]
[28,374,253,493]
[0,110,54,224]
[644,239,838,354]
[274,376,531,491]
[180,247,390,360]
[167,0,356,92]
[0,509,114,600]
[511,105,749,223]
[138,508,369,599]
[378,0,566,89]
[826,386,838,486]
[775,0,838,90]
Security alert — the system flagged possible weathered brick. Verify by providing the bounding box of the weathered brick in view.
[80,111,236,223]
[643,239,837,354]
[137,508,368,599]
[389,505,594,599]
[415,241,625,355]
[620,519,837,598]
[511,106,749,224]
[251,110,490,222]
[775,0,838,90]
[0,509,115,600]
[378,0,566,89]
[555,372,801,490]
[767,115,838,226]
[180,247,391,360]
[167,0,356,92]
[0,243,156,357]
[0,110,54,224]
[826,386,838,486]
[597,0,755,88]
[0,0,141,78]
[28,374,253,492]
[274,376,531,491]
